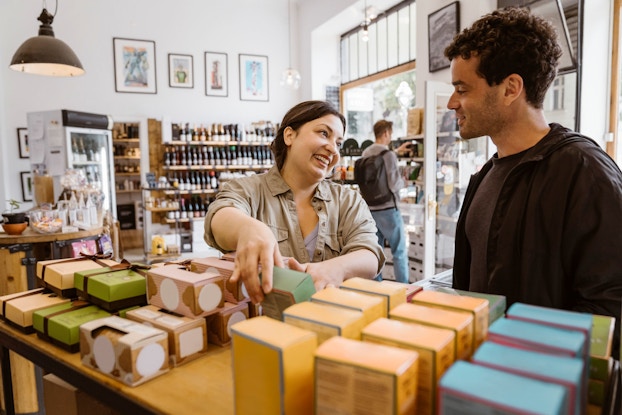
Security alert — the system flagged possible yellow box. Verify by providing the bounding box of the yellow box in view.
[412,290,489,348]
[146,265,224,318]
[362,317,455,415]
[231,316,317,415]
[315,336,419,415]
[0,288,70,332]
[390,302,474,360]
[379,280,423,302]
[340,277,406,314]
[36,258,118,297]
[311,286,385,324]
[79,316,169,386]
[206,301,249,346]
[125,305,208,367]
[283,301,366,345]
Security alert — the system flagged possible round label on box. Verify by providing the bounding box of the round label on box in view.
[227,311,247,336]
[161,278,180,310]
[136,343,166,377]
[198,283,222,311]
[93,332,118,374]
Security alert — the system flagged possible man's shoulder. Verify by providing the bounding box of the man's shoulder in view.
[361,143,388,157]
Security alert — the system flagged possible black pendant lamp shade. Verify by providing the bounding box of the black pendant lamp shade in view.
[10,8,85,77]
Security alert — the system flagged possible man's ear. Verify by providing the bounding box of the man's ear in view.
[503,73,524,105]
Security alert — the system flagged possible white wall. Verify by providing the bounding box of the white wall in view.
[0,0,302,209]
[0,0,614,209]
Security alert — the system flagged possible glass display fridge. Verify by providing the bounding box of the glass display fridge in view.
[26,109,116,215]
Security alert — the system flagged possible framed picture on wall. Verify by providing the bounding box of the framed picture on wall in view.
[113,37,157,94]
[20,171,33,202]
[205,52,228,97]
[168,53,193,88]
[428,2,460,73]
[239,54,269,101]
[17,128,29,159]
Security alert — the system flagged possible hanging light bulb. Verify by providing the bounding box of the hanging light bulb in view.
[281,0,300,90]
[10,1,84,77]
[361,23,369,42]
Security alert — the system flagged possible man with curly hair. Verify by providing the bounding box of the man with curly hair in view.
[445,7,622,357]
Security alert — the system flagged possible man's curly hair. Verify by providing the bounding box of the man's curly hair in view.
[444,7,562,108]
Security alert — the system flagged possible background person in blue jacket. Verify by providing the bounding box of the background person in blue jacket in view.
[445,7,622,358]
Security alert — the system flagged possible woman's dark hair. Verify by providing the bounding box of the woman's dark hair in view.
[270,100,346,170]
[444,7,562,108]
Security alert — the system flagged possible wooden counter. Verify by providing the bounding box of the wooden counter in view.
[0,320,234,415]
[0,227,104,245]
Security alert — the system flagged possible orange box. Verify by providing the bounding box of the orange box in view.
[146,265,224,318]
[231,316,317,415]
[311,286,384,325]
[412,290,489,348]
[315,337,419,415]
[362,317,455,415]
[283,301,366,345]
[340,277,406,314]
[390,302,474,360]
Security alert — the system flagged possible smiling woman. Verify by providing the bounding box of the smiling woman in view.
[204,100,385,304]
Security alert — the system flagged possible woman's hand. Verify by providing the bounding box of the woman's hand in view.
[287,258,340,290]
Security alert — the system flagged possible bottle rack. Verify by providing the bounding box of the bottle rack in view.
[112,122,142,194]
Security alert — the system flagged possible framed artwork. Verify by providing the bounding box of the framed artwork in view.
[17,128,29,159]
[20,171,33,202]
[428,1,460,73]
[168,53,193,88]
[239,54,269,101]
[113,37,157,94]
[205,52,228,97]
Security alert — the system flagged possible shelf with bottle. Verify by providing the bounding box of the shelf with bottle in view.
[162,143,274,169]
[171,121,277,145]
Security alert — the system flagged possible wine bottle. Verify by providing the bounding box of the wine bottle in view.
[210,171,218,190]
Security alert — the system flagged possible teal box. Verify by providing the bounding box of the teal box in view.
[506,303,592,358]
[488,317,586,359]
[472,341,584,415]
[439,360,568,415]
[260,267,315,321]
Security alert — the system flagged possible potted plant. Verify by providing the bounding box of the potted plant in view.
[1,199,27,224]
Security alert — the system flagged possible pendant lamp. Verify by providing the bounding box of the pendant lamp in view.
[280,0,301,90]
[10,4,85,77]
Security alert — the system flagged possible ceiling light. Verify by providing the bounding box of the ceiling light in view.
[10,3,84,77]
[280,0,300,90]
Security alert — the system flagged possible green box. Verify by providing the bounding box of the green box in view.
[432,286,506,326]
[260,267,316,321]
[33,302,111,352]
[74,268,147,311]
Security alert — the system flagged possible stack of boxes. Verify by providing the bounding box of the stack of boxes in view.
[0,253,617,414]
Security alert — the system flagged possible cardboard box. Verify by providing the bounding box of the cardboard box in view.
[411,290,489,348]
[80,316,169,386]
[488,317,586,358]
[439,361,568,415]
[283,301,366,345]
[74,268,147,312]
[125,305,208,366]
[205,301,249,346]
[231,315,317,415]
[506,303,592,359]
[43,373,120,415]
[339,277,406,314]
[0,288,70,333]
[146,265,225,318]
[315,337,419,415]
[36,258,119,297]
[260,266,316,321]
[311,286,385,325]
[362,317,455,415]
[33,301,111,352]
[190,256,247,303]
[472,341,584,415]
[389,302,474,360]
